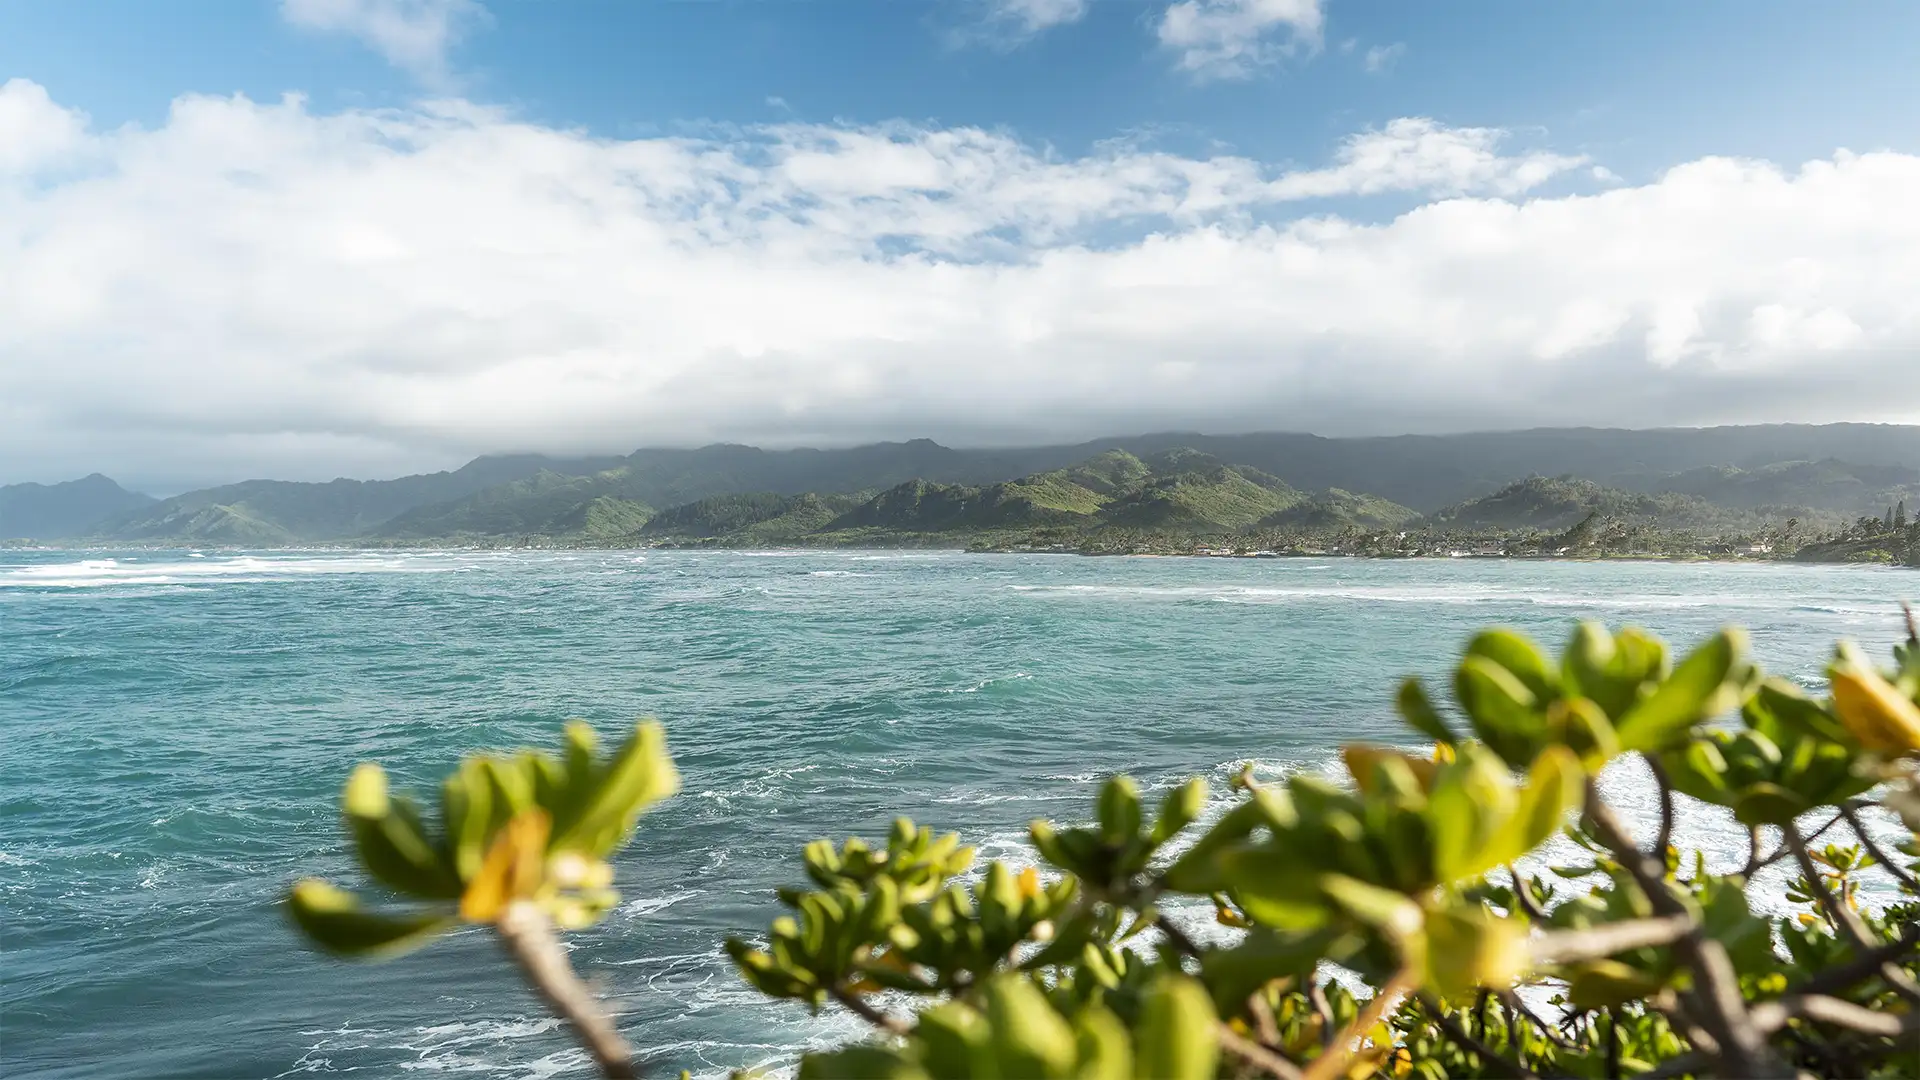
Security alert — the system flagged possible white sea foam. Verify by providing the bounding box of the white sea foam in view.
[0,553,483,588]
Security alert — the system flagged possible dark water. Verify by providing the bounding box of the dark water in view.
[1,549,1912,1078]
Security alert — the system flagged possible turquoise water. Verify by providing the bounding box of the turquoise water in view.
[2,549,1913,1079]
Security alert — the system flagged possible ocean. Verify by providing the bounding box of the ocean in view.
[1,549,1913,1078]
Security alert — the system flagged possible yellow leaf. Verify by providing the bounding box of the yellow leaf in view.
[460,810,551,923]
[1831,652,1920,755]
[1016,865,1039,900]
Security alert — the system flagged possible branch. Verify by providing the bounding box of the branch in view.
[1840,800,1920,893]
[1506,864,1547,921]
[1530,915,1694,965]
[1300,967,1415,1080]
[1218,1024,1307,1080]
[831,985,910,1036]
[1751,994,1920,1039]
[496,901,638,1080]
[1791,923,1920,997]
[1499,990,1571,1051]
[1744,810,1847,876]
[1583,790,1791,1079]
[1648,756,1677,861]
[1782,820,1920,1005]
[1416,994,1540,1080]
[1307,979,1337,1050]
[1903,601,1918,646]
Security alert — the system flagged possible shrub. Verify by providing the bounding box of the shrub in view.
[289,616,1920,1078]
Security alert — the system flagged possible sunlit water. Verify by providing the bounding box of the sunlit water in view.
[1,549,1913,1078]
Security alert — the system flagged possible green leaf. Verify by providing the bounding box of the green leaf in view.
[1151,778,1208,844]
[1097,776,1143,844]
[914,1002,994,1080]
[1217,846,1331,929]
[285,879,454,958]
[1428,745,1517,882]
[1132,974,1218,1080]
[552,720,680,855]
[1397,678,1458,746]
[1614,628,1752,752]
[1465,746,1586,880]
[1198,927,1340,1010]
[1466,628,1560,701]
[1161,799,1269,894]
[798,1046,930,1080]
[442,759,493,883]
[984,975,1077,1079]
[344,765,462,900]
[1731,782,1809,827]
[1455,656,1546,766]
[1318,873,1422,939]
[1073,1004,1133,1080]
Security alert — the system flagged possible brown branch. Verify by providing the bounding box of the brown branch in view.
[1417,994,1540,1080]
[1840,800,1920,893]
[1307,979,1337,1050]
[830,985,910,1035]
[1499,990,1571,1051]
[1903,601,1918,646]
[1584,790,1792,1079]
[1751,993,1920,1038]
[1219,1024,1307,1080]
[1741,825,1767,879]
[496,901,638,1080]
[1648,756,1677,861]
[1507,864,1547,920]
[1301,967,1414,1080]
[1745,810,1846,875]
[1249,991,1283,1048]
[1791,924,1920,997]
[1530,915,1694,965]
[1783,820,1920,1005]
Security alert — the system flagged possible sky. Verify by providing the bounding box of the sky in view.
[3,1,1919,491]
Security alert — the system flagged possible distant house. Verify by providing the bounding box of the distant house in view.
[1747,542,1772,554]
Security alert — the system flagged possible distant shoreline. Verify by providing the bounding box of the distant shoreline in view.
[4,541,1911,569]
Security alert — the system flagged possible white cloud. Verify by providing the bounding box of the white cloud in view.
[987,0,1089,35]
[1,83,1917,488]
[1363,42,1405,74]
[1156,0,1325,80]
[280,0,486,85]
[0,79,90,174]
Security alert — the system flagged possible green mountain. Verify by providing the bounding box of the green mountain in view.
[1652,459,1920,516]
[1424,475,1776,533]
[640,492,865,543]
[373,471,652,541]
[0,474,155,540]
[1256,489,1420,531]
[21,422,1920,543]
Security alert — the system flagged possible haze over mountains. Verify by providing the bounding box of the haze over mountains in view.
[4,424,1919,545]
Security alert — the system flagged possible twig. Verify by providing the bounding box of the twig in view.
[1507,864,1547,920]
[1219,1024,1307,1080]
[1499,991,1571,1051]
[1307,980,1337,1050]
[1903,601,1918,646]
[1783,820,1920,1005]
[1417,994,1540,1080]
[1249,992,1283,1048]
[497,901,638,1080]
[1742,825,1766,879]
[1744,810,1847,876]
[1530,915,1694,964]
[1301,967,1414,1080]
[1840,800,1920,893]
[1791,924,1920,996]
[830,985,910,1036]
[1648,756,1677,861]
[1584,790,1791,1079]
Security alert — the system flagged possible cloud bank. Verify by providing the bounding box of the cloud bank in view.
[1,78,1916,489]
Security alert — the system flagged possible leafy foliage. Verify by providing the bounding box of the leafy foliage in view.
[290,618,1920,1079]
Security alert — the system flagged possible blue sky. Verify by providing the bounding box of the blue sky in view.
[3,1,1919,489]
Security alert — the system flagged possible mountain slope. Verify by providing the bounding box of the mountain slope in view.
[0,475,155,539]
[372,471,652,541]
[1424,476,1767,532]
[1256,489,1420,531]
[1653,459,1920,516]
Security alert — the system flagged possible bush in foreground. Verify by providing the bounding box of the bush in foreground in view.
[288,616,1920,1078]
